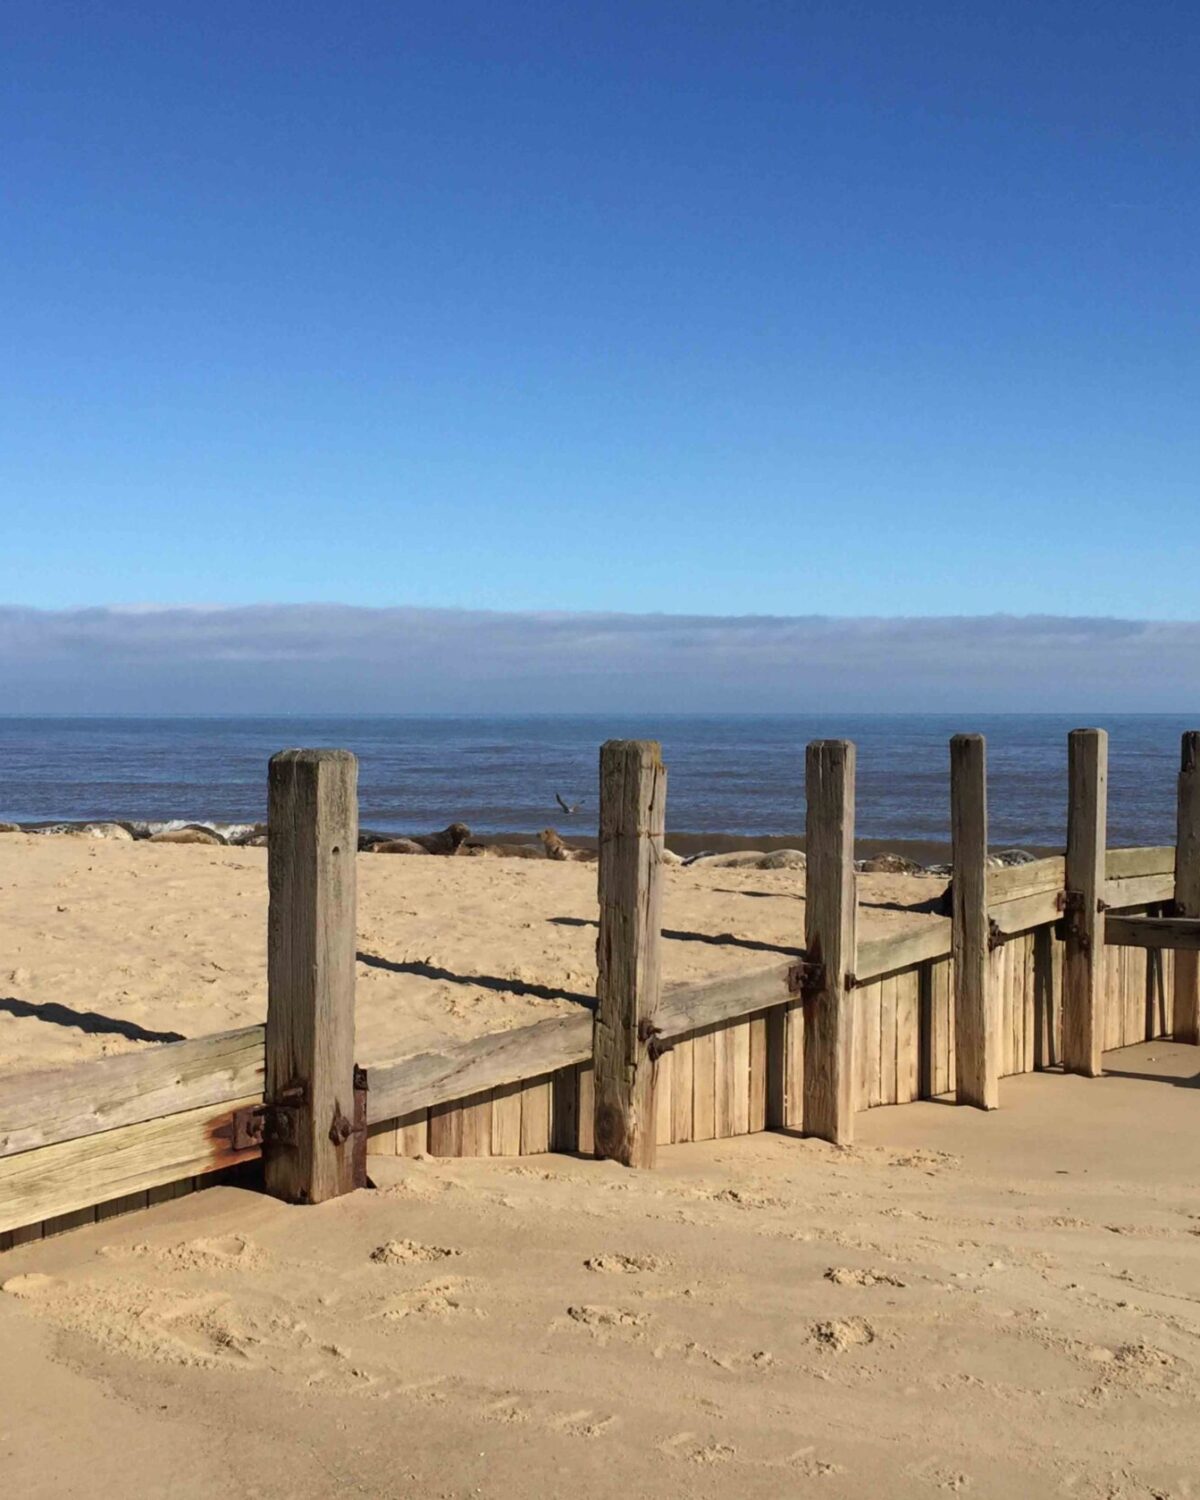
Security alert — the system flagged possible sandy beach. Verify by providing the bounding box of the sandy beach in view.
[3,1044,1199,1497]
[0,831,945,1078]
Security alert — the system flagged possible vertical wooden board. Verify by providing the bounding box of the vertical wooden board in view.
[714,1021,736,1138]
[748,1012,767,1133]
[929,960,951,1096]
[593,739,665,1169]
[862,978,882,1108]
[396,1109,429,1157]
[671,1034,694,1143]
[1009,936,1023,1076]
[265,748,359,1206]
[147,1180,193,1207]
[576,1065,595,1155]
[460,1089,494,1158]
[655,1049,674,1147]
[1063,728,1108,1076]
[692,1025,717,1141]
[97,1192,149,1222]
[520,1075,552,1155]
[428,1101,464,1158]
[802,739,858,1144]
[1173,731,1200,1042]
[992,943,1009,1077]
[951,734,997,1108]
[1023,932,1036,1073]
[44,1206,97,1239]
[918,962,935,1100]
[9,1222,44,1247]
[946,954,958,1088]
[896,969,919,1103]
[730,1015,751,1136]
[1161,948,1175,1037]
[784,1004,804,1131]
[551,1068,579,1154]
[491,1083,524,1157]
[1107,942,1122,1051]
[367,1121,399,1157]
[879,975,898,1105]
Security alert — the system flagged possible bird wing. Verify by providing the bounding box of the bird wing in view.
[556,793,569,812]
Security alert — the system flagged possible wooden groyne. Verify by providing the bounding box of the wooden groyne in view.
[2,729,1195,1248]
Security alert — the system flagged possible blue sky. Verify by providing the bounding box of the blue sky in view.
[3,1,1197,620]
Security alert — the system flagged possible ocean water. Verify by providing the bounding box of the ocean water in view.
[0,715,1194,850]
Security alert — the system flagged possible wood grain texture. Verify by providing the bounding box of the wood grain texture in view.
[802,740,857,1144]
[265,748,359,1205]
[671,1034,694,1143]
[691,1025,716,1141]
[1063,729,1108,1077]
[520,1074,552,1155]
[0,1096,260,1235]
[0,1024,263,1160]
[1107,915,1200,951]
[951,734,998,1108]
[1106,846,1176,880]
[592,740,666,1168]
[1174,732,1200,1042]
[491,1082,524,1156]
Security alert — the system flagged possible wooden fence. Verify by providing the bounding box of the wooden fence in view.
[2,729,1196,1250]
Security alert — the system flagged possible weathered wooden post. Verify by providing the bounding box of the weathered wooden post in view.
[1062,728,1108,1077]
[951,734,998,1108]
[593,740,666,1168]
[802,740,858,1145]
[1173,731,1200,1044]
[264,748,361,1204]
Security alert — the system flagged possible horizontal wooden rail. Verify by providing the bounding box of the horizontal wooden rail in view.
[0,1025,264,1160]
[1106,846,1175,880]
[0,1095,262,1236]
[1105,915,1200,951]
[988,855,1064,903]
[1106,872,1174,909]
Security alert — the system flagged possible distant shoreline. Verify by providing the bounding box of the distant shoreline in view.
[5,819,1061,869]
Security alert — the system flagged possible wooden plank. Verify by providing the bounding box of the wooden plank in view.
[990,889,1061,936]
[918,962,935,1099]
[428,1101,463,1157]
[0,1025,264,1161]
[265,748,359,1204]
[1106,914,1200,950]
[395,1109,428,1157]
[459,1089,493,1157]
[802,740,858,1144]
[1174,732,1200,1042]
[714,1022,735,1138]
[654,1050,674,1147]
[1033,925,1054,1068]
[1062,729,1107,1078]
[96,1191,149,1223]
[862,977,882,1108]
[550,1067,579,1152]
[491,1082,524,1157]
[879,975,897,1105]
[691,1026,716,1141]
[0,1096,260,1236]
[1106,846,1176,880]
[1107,872,1174,910]
[896,968,919,1103]
[856,921,951,983]
[988,856,1065,903]
[520,1074,552,1155]
[366,1120,399,1156]
[592,740,665,1169]
[932,959,952,1095]
[671,1034,694,1143]
[951,734,998,1108]
[368,1011,592,1124]
[730,1017,751,1135]
[747,1012,767,1133]
[576,1065,595,1155]
[1023,930,1036,1073]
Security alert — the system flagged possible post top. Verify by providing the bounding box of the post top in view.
[269,748,358,768]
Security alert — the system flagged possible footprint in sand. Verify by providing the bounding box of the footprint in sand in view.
[812,1317,877,1353]
[370,1239,460,1266]
[566,1304,649,1329]
[825,1266,906,1288]
[382,1276,477,1320]
[584,1253,668,1274]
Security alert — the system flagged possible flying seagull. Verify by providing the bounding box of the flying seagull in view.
[555,793,583,815]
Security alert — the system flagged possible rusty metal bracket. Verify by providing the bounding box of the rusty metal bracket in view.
[638,1017,674,1064]
[223,1081,307,1154]
[787,958,826,1005]
[987,917,1005,952]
